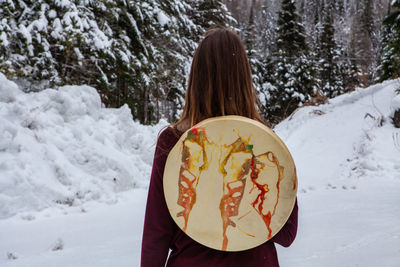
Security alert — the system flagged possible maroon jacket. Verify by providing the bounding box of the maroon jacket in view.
[141,127,298,267]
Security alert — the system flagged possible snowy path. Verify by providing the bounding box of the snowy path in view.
[0,190,147,267]
[1,78,400,266]
[1,183,399,267]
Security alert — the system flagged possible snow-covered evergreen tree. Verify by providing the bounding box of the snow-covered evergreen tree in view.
[245,0,263,91]
[0,0,235,124]
[0,0,102,89]
[378,0,400,81]
[317,6,344,97]
[267,0,316,124]
[188,0,235,31]
[251,0,276,118]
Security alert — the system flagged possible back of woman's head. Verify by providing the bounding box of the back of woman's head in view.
[177,26,262,129]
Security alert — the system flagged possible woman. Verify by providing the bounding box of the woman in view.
[141,26,298,267]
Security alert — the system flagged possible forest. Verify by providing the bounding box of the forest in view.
[0,0,399,125]
[1,2,400,265]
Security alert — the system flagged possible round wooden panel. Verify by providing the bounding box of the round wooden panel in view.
[163,116,297,251]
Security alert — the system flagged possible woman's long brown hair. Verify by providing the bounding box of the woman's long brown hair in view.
[175,26,263,132]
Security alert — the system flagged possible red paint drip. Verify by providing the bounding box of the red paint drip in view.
[190,127,199,135]
[249,152,282,239]
[250,156,273,238]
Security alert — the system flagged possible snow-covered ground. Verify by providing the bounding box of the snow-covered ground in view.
[1,73,400,266]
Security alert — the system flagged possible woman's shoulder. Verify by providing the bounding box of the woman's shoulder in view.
[158,125,183,141]
[156,126,183,153]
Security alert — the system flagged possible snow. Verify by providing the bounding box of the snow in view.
[55,0,72,9]
[0,73,21,103]
[51,18,63,40]
[0,73,168,219]
[0,190,148,267]
[0,74,400,266]
[48,10,57,19]
[73,47,83,60]
[0,31,9,46]
[274,79,400,266]
[157,10,170,27]
[30,8,49,32]
[18,25,32,44]
[88,20,112,50]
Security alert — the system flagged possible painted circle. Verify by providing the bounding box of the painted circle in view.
[163,116,297,251]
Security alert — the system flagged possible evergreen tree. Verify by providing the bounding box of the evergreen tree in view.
[350,0,375,85]
[245,0,263,92]
[347,36,368,87]
[267,0,316,124]
[188,0,235,31]
[335,0,345,16]
[339,47,358,92]
[0,0,235,124]
[245,0,256,56]
[253,0,276,118]
[378,0,400,81]
[242,0,273,118]
[256,0,275,55]
[317,7,344,97]
[361,0,374,36]
[275,0,307,57]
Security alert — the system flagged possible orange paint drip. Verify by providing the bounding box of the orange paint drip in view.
[219,178,247,250]
[177,169,197,232]
[243,232,255,238]
[237,210,251,221]
[218,138,253,251]
[269,153,283,217]
[176,128,210,232]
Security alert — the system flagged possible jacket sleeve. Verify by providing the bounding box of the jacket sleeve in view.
[141,128,178,267]
[269,198,298,247]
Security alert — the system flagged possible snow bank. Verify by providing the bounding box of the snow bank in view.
[0,74,168,219]
[275,79,400,189]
